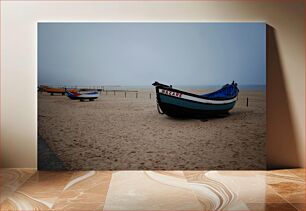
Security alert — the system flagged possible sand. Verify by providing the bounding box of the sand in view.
[38,88,266,170]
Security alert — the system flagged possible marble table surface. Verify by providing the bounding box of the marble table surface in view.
[0,168,304,210]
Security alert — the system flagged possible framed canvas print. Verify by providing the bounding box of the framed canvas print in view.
[38,22,266,170]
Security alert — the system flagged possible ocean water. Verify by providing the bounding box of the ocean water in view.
[178,85,266,91]
[40,84,266,92]
[116,84,266,92]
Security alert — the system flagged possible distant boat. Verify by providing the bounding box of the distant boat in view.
[152,81,239,118]
[44,87,77,95]
[66,91,100,101]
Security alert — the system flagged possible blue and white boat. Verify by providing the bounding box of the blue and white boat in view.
[152,81,239,118]
[66,91,100,101]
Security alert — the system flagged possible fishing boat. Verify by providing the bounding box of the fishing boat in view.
[152,81,239,118]
[44,87,77,95]
[66,91,100,101]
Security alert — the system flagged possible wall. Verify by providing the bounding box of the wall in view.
[1,0,304,168]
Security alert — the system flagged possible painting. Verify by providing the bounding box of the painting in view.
[38,22,266,170]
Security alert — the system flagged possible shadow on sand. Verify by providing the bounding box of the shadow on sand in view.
[38,135,68,170]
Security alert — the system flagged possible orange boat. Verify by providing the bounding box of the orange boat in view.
[44,87,77,95]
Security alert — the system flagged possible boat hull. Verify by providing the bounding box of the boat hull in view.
[66,92,99,101]
[155,86,237,118]
[44,88,77,95]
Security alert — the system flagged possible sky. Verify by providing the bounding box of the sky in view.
[38,22,266,87]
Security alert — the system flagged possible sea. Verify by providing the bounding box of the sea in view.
[112,85,266,92]
[40,84,266,92]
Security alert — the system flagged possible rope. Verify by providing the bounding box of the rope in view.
[156,103,164,115]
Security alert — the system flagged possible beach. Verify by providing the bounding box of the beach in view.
[38,88,266,170]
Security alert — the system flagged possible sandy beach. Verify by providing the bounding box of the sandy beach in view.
[38,88,266,170]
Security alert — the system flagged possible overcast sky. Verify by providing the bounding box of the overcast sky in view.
[38,22,266,86]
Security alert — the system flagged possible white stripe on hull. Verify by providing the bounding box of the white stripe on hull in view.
[77,94,99,98]
[158,88,237,104]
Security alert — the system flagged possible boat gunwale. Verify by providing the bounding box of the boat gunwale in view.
[158,92,237,106]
